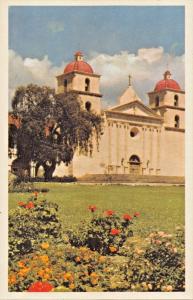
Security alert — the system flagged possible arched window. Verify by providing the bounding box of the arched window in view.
[129,155,140,164]
[64,79,68,91]
[174,95,179,106]
[174,115,180,128]
[85,78,90,92]
[155,96,159,107]
[85,101,91,112]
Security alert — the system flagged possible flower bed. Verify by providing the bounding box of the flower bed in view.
[8,195,185,292]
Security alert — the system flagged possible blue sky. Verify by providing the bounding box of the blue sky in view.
[9,6,184,65]
[9,6,185,107]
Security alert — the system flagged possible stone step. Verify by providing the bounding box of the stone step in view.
[78,174,185,184]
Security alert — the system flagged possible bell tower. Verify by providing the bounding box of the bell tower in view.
[56,51,102,114]
[148,70,185,129]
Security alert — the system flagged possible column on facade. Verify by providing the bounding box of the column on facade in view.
[116,123,119,172]
[124,124,128,174]
[108,121,112,173]
[156,128,161,174]
[142,127,146,175]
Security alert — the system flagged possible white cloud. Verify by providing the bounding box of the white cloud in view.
[9,48,184,110]
[88,48,184,106]
[9,50,65,109]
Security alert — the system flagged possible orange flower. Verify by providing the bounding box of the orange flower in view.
[90,273,99,286]
[90,272,98,278]
[17,261,25,268]
[75,256,81,263]
[34,191,38,197]
[41,242,49,249]
[63,272,74,282]
[18,267,30,277]
[43,273,50,280]
[8,274,16,285]
[39,255,49,264]
[38,269,45,277]
[69,283,75,290]
[98,256,106,263]
[109,246,117,253]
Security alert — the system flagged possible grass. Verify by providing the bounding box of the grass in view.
[9,183,185,236]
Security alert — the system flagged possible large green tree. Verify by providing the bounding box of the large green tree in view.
[10,84,103,180]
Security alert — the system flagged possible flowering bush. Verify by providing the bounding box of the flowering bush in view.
[8,226,185,292]
[9,194,62,259]
[67,208,138,255]
[8,196,185,293]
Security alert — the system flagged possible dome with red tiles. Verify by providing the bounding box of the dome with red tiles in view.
[154,70,181,92]
[64,51,94,74]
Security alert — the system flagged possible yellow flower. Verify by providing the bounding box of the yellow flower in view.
[39,255,49,264]
[148,283,153,290]
[41,242,49,249]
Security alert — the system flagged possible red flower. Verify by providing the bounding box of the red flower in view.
[18,201,25,207]
[88,205,97,212]
[123,214,132,221]
[105,210,114,216]
[25,201,34,209]
[110,228,120,235]
[134,212,140,217]
[34,191,38,198]
[28,281,53,292]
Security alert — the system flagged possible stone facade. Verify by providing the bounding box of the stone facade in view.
[53,52,185,179]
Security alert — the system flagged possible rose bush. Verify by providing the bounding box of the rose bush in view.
[67,208,138,255]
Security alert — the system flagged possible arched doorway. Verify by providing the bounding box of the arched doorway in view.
[129,155,141,175]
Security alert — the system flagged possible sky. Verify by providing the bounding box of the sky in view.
[9,6,185,108]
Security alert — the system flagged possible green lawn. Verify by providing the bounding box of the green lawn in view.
[9,183,184,236]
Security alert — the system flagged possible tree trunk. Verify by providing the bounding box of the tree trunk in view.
[43,161,56,181]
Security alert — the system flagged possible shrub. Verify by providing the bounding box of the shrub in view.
[120,229,185,292]
[9,193,62,260]
[67,208,139,255]
[30,176,77,183]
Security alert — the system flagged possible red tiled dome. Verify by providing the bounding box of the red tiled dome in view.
[64,51,93,74]
[64,61,93,74]
[154,71,181,92]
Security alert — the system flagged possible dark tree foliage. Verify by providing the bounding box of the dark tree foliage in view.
[10,84,103,180]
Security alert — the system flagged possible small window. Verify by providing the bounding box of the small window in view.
[155,96,159,107]
[85,101,91,112]
[174,115,180,128]
[174,95,179,106]
[64,79,68,91]
[85,78,90,92]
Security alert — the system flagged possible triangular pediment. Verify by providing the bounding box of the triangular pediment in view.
[109,100,160,118]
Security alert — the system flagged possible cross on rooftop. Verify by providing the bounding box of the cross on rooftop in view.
[128,74,132,86]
